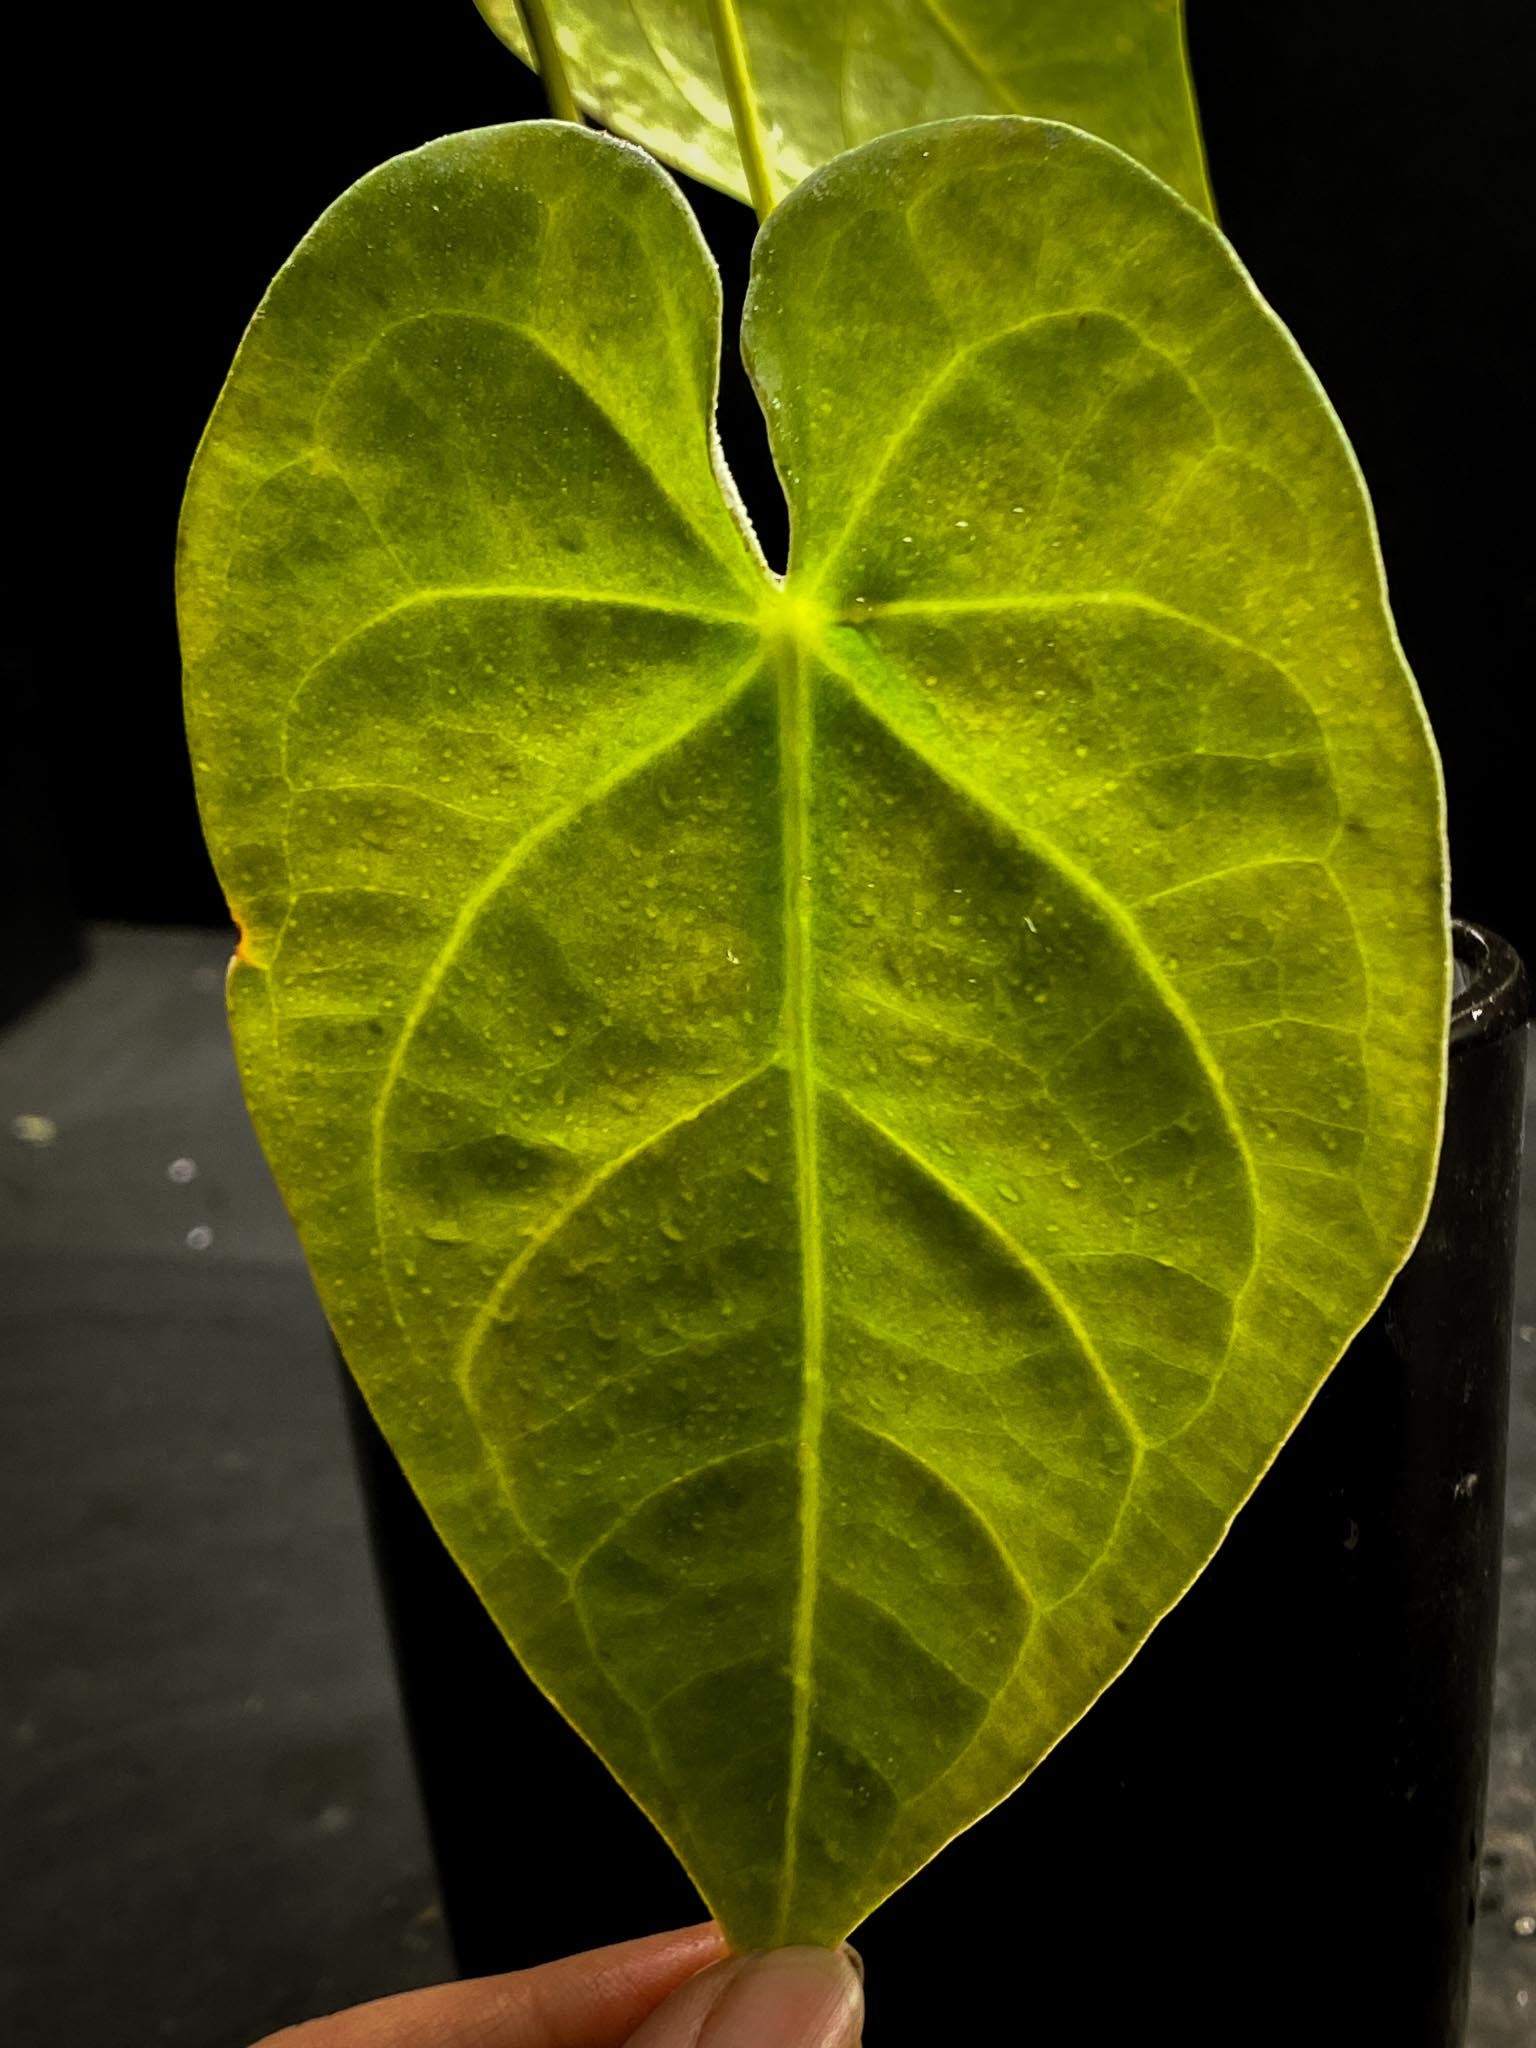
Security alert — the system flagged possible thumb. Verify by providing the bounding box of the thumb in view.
[625,1944,863,2048]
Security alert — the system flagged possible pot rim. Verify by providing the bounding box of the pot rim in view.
[1450,918,1528,1049]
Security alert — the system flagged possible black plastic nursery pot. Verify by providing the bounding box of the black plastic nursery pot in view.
[341,918,1528,2047]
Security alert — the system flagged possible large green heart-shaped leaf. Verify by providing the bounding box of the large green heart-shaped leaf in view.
[473,0,1211,212]
[179,118,1446,1947]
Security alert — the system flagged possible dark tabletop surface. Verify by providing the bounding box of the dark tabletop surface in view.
[2,926,1532,2046]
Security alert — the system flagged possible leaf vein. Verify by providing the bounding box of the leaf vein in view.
[820,648,1264,1276]
[830,1092,1149,1456]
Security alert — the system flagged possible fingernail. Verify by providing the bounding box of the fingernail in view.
[839,1942,865,1986]
[701,1946,863,2048]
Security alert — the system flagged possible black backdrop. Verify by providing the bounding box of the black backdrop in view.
[22,1,1531,962]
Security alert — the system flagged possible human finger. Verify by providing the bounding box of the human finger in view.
[252,1920,726,2048]
[624,1944,863,2048]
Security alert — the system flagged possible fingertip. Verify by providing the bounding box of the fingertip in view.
[627,1940,865,2048]
[708,1949,868,2048]
[701,1947,863,2047]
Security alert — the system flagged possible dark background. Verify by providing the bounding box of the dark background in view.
[13,0,1531,967]
[3,11,1532,2042]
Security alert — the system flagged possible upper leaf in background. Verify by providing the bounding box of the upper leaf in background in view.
[180,119,1443,1948]
[473,0,1212,212]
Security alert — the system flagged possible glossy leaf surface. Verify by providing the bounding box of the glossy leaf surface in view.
[474,0,1211,212]
[180,119,1446,1947]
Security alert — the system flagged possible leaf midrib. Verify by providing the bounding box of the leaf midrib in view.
[357,583,1263,1928]
[774,617,827,1942]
